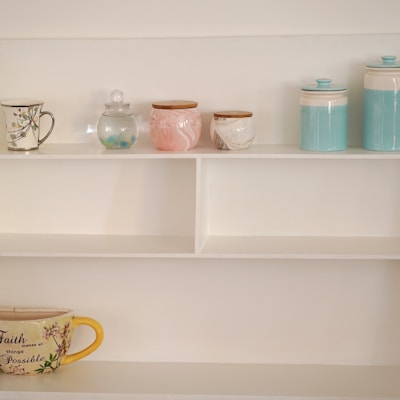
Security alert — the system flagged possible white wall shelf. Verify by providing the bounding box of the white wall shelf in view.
[2,143,400,160]
[201,236,400,260]
[1,143,399,260]
[2,361,400,400]
[1,233,400,260]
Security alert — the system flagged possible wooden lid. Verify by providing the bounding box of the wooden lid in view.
[152,100,198,109]
[213,110,253,118]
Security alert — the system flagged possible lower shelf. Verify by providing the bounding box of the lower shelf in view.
[1,361,400,399]
[202,235,400,259]
[1,233,400,259]
[0,233,195,258]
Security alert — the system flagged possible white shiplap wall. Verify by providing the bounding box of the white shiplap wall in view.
[0,0,399,38]
[0,0,400,366]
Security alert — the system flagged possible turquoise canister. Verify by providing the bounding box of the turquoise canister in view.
[300,79,348,152]
[363,55,400,151]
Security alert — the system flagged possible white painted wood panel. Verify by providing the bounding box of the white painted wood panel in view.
[0,0,399,39]
[203,159,400,237]
[0,34,399,148]
[1,258,400,365]
[0,159,196,235]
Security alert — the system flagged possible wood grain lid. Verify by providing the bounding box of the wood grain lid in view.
[213,110,253,118]
[152,100,198,109]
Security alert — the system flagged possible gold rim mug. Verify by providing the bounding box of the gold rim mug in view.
[1,99,55,151]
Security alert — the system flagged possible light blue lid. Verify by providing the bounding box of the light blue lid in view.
[301,78,347,92]
[366,55,400,68]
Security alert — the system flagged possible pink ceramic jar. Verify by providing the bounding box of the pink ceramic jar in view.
[149,100,201,151]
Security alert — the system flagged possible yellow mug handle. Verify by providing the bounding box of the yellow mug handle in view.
[61,316,104,366]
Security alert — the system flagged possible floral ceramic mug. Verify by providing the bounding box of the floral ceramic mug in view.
[0,308,103,375]
[1,99,55,151]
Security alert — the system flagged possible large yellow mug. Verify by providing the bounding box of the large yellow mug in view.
[0,307,103,375]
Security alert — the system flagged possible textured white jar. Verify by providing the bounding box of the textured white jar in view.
[210,111,255,150]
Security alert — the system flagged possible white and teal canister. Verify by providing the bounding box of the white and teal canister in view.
[363,55,400,151]
[300,78,348,152]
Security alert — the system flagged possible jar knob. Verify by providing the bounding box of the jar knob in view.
[110,89,124,103]
[105,89,130,110]
[316,79,332,88]
[381,55,397,65]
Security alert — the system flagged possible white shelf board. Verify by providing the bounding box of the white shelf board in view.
[1,234,400,260]
[0,234,195,258]
[1,143,400,160]
[201,236,400,260]
[1,361,400,399]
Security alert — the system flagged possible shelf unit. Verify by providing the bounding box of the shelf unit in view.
[1,143,399,260]
[2,6,400,396]
[2,144,399,397]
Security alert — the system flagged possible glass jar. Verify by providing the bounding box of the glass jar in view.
[363,55,400,151]
[300,78,348,152]
[149,100,201,151]
[97,89,138,149]
[210,111,255,150]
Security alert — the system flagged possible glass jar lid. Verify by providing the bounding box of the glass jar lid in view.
[104,89,130,111]
[301,78,347,92]
[366,55,400,68]
[152,100,198,109]
[214,111,253,118]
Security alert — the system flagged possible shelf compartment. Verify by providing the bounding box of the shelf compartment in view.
[0,158,196,255]
[199,158,400,238]
[2,361,400,399]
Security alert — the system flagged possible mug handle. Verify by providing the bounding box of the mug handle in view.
[38,111,55,145]
[60,316,104,366]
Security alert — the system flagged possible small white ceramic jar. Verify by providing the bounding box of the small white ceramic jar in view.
[210,110,255,150]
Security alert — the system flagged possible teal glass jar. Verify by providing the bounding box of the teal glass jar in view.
[97,90,138,149]
[363,55,400,151]
[300,78,348,152]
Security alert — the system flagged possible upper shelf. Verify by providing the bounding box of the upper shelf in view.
[1,143,400,160]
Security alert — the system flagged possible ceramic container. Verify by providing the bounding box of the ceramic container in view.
[97,89,138,149]
[363,55,400,151]
[149,100,201,151]
[0,308,103,375]
[300,78,348,152]
[1,99,55,151]
[210,111,255,150]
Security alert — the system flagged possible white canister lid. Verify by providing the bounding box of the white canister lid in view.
[366,55,400,68]
[301,78,346,92]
